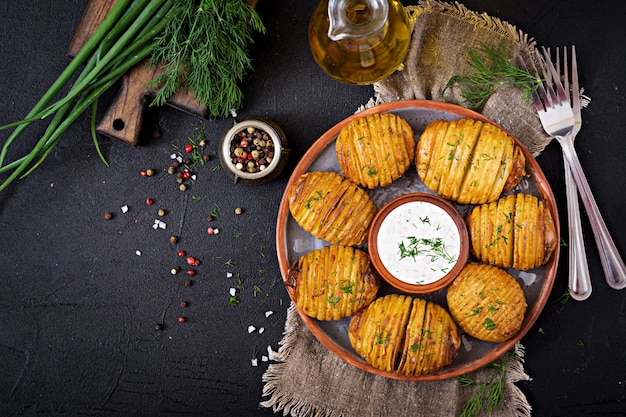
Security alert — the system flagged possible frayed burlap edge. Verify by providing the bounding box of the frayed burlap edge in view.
[261,303,532,417]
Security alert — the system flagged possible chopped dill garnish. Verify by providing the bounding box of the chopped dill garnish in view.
[444,42,541,109]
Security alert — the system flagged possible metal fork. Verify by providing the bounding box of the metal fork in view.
[522,49,590,300]
[528,48,626,291]
[553,46,592,300]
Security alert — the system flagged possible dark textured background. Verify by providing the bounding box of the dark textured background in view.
[1,1,625,416]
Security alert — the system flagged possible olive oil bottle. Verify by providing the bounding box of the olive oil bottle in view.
[309,0,411,85]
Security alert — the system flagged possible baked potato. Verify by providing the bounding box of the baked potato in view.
[446,263,527,343]
[416,118,526,204]
[286,245,380,321]
[466,193,557,270]
[336,112,416,189]
[348,294,461,376]
[287,171,377,246]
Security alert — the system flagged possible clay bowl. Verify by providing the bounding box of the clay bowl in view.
[368,193,469,294]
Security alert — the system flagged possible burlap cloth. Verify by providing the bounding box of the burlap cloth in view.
[260,1,554,415]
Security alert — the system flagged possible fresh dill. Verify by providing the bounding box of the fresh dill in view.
[148,0,266,118]
[444,42,541,110]
[398,236,456,264]
[458,350,520,417]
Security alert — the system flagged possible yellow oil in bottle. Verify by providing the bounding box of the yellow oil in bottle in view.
[309,0,411,85]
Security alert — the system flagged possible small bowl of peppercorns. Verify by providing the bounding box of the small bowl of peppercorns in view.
[219,117,289,185]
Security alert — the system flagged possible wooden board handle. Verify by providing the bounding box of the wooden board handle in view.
[68,0,207,146]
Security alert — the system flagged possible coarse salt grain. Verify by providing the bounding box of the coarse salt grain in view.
[251,358,258,367]
[135,250,142,256]
[267,345,277,361]
[265,311,274,318]
[191,175,197,181]
[261,355,268,362]
[121,205,129,213]
[247,325,256,333]
[229,288,236,296]
[170,153,177,159]
[258,327,265,334]
[226,272,233,278]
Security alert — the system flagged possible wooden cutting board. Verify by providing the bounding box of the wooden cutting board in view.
[68,0,208,146]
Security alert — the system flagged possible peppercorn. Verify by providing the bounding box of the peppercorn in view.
[207,215,214,222]
[169,235,179,245]
[178,316,187,323]
[104,212,113,220]
[155,323,163,331]
[199,139,207,147]
[171,267,180,275]
[152,129,161,139]
[180,301,188,308]
[178,250,186,257]
[146,168,155,177]
[140,170,148,177]
[146,198,154,205]
[179,184,187,191]
[203,155,210,162]
[186,269,196,277]
[234,207,243,215]
[186,256,196,265]
[167,166,176,175]
[158,209,166,216]
[184,279,193,287]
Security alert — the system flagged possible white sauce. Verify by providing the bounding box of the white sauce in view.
[376,201,461,285]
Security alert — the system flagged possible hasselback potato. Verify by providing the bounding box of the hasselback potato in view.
[466,193,557,270]
[287,171,377,246]
[336,113,416,189]
[416,118,526,204]
[348,294,461,376]
[447,263,527,343]
[286,245,380,321]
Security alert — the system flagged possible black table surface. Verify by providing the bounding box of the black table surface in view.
[1,1,626,416]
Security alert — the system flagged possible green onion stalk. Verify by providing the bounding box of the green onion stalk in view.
[0,0,178,192]
[0,0,265,193]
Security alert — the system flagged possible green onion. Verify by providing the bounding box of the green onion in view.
[0,0,177,191]
[0,0,264,192]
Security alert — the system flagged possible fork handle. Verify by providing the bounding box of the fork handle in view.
[564,157,592,300]
[557,136,626,290]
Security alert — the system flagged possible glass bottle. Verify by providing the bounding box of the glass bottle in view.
[309,0,411,85]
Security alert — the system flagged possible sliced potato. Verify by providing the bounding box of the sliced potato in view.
[336,112,415,189]
[416,118,525,204]
[466,193,556,270]
[349,294,460,376]
[288,171,377,246]
[397,298,461,376]
[447,263,527,343]
[286,245,380,321]
[349,293,411,372]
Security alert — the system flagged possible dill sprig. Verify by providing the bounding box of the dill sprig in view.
[148,0,265,118]
[444,42,541,110]
[458,350,520,417]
